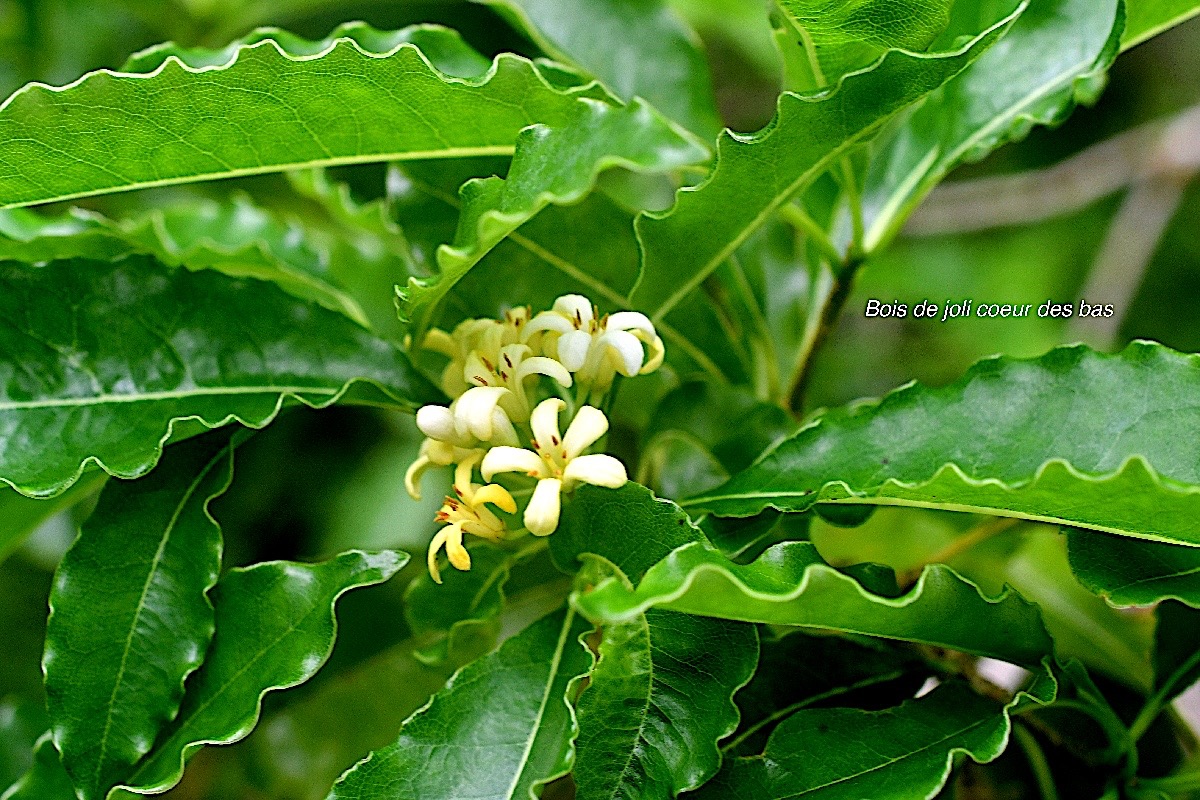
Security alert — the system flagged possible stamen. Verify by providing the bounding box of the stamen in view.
[499,371,508,381]
[481,356,495,372]
[473,375,489,386]
[503,354,514,369]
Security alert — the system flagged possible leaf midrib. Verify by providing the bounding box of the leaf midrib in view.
[91,443,228,794]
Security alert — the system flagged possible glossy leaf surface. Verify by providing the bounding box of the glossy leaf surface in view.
[43,430,236,800]
[0,24,613,207]
[0,256,439,498]
[120,549,408,795]
[573,610,757,799]
[328,608,592,800]
[689,343,1200,548]
[1123,0,1200,48]
[1068,529,1200,607]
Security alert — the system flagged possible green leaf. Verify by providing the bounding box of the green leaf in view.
[118,549,408,796]
[1,735,75,800]
[573,610,757,800]
[691,683,1026,800]
[726,631,929,756]
[0,256,440,499]
[1151,601,1200,704]
[0,199,369,326]
[861,0,1122,251]
[328,607,592,800]
[777,0,954,85]
[0,24,623,208]
[1067,529,1200,607]
[688,343,1200,549]
[0,474,104,565]
[628,6,1023,320]
[396,96,708,332]
[404,543,515,665]
[470,0,721,137]
[0,698,48,791]
[563,485,1052,667]
[1123,0,1200,49]
[42,429,236,800]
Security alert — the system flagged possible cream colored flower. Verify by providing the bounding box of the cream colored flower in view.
[523,295,664,402]
[481,398,627,536]
[422,307,531,397]
[426,455,517,583]
[406,390,521,500]
[461,343,572,421]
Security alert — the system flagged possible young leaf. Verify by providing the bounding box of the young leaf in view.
[0,24,618,208]
[0,256,440,498]
[328,607,592,800]
[691,683,1027,800]
[1067,529,1200,607]
[0,735,74,800]
[563,485,1053,667]
[688,343,1200,549]
[117,549,408,795]
[629,5,1024,320]
[573,609,757,800]
[861,0,1121,251]
[470,0,722,137]
[43,429,237,800]
[1123,0,1200,49]
[396,96,708,332]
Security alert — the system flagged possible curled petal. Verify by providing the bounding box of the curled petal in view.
[482,446,547,480]
[522,311,575,340]
[454,387,513,441]
[530,397,566,452]
[472,483,517,514]
[426,524,455,584]
[463,352,496,387]
[426,439,457,465]
[553,294,593,326]
[563,454,627,489]
[404,453,432,500]
[416,405,456,441]
[556,329,592,372]
[516,355,573,388]
[445,525,471,573]
[597,329,644,376]
[606,311,656,338]
[491,406,522,445]
[525,478,563,536]
[562,405,610,459]
[640,334,665,373]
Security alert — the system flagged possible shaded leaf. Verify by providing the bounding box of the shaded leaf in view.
[0,256,439,498]
[0,474,104,565]
[629,6,1022,320]
[1068,529,1200,607]
[689,343,1200,548]
[691,683,1033,800]
[573,610,757,799]
[471,0,721,137]
[0,735,74,800]
[1151,601,1200,704]
[861,0,1121,251]
[0,24,616,208]
[0,698,48,791]
[43,429,237,800]
[118,549,408,795]
[328,607,592,800]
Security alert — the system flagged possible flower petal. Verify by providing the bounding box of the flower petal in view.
[422,328,458,358]
[490,406,521,445]
[530,397,566,452]
[516,355,573,388]
[426,524,456,584]
[453,386,513,441]
[563,454,627,488]
[556,329,592,372]
[562,405,609,459]
[598,329,644,376]
[416,404,456,441]
[605,311,656,337]
[553,294,593,327]
[522,311,575,340]
[482,446,547,480]
[445,525,472,572]
[404,453,432,501]
[472,483,517,514]
[525,478,562,536]
[640,334,665,373]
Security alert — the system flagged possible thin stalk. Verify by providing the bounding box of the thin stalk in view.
[785,253,864,414]
[779,203,843,265]
[727,254,783,400]
[898,517,1022,588]
[1129,647,1200,743]
[1014,723,1060,800]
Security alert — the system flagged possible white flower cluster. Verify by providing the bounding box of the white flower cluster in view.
[406,295,665,582]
